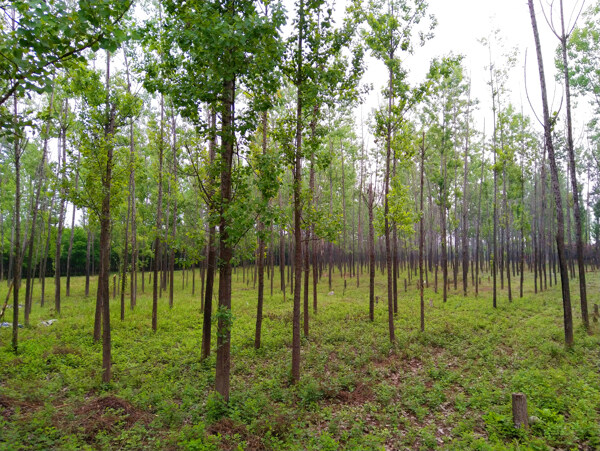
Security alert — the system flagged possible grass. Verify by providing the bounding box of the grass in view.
[0,266,599,450]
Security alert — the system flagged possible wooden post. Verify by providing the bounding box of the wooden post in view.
[512,393,528,429]
[404,279,407,292]
[112,274,116,299]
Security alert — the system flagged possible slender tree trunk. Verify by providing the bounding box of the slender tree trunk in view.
[215,77,236,401]
[120,177,131,320]
[85,220,91,297]
[520,131,526,298]
[290,2,305,383]
[152,94,165,332]
[328,141,333,292]
[99,51,114,382]
[11,86,21,352]
[384,55,395,341]
[440,148,448,304]
[559,0,588,330]
[169,112,178,309]
[279,193,286,301]
[292,92,303,380]
[475,133,485,297]
[419,134,425,332]
[503,165,512,301]
[125,49,137,310]
[357,132,365,289]
[54,103,68,315]
[367,184,375,322]
[392,156,398,313]
[202,110,217,360]
[65,152,80,298]
[24,87,54,324]
[461,99,470,297]
[255,111,268,349]
[528,0,573,347]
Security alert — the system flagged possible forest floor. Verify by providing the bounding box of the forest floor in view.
[0,268,599,450]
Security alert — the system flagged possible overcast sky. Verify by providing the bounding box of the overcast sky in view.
[353,0,590,146]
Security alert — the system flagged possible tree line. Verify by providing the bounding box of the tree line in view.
[1,0,600,403]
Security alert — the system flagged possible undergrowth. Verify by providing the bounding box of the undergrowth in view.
[0,268,598,450]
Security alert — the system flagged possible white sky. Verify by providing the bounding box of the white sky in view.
[350,0,590,147]
[54,0,592,226]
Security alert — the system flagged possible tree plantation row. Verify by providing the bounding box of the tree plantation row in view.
[1,0,600,409]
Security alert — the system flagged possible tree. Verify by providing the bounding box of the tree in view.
[550,0,590,330]
[0,1,132,109]
[527,0,574,347]
[154,0,285,401]
[68,56,140,381]
[364,0,435,341]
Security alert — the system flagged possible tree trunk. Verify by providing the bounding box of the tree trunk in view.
[440,146,448,304]
[503,165,512,301]
[99,51,114,382]
[85,222,91,297]
[559,0,589,330]
[125,49,137,311]
[461,94,471,296]
[24,87,54,324]
[528,0,573,347]
[11,87,21,352]
[384,57,395,341]
[279,192,286,301]
[202,109,217,360]
[120,176,131,320]
[152,94,165,332]
[215,77,236,401]
[65,152,80,298]
[169,111,178,309]
[419,134,425,332]
[54,103,68,315]
[475,133,485,297]
[255,111,268,349]
[367,184,375,322]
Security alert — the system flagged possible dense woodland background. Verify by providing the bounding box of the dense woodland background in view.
[1,0,600,449]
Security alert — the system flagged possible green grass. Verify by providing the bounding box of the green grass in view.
[0,267,599,450]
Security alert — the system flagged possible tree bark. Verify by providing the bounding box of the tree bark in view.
[291,0,305,384]
[99,51,114,382]
[65,152,80,298]
[461,92,471,296]
[215,77,235,401]
[367,184,375,322]
[11,86,21,352]
[559,0,588,330]
[255,111,268,349]
[201,109,217,360]
[152,94,165,332]
[24,87,54,324]
[169,111,178,309]
[54,101,68,315]
[85,219,91,297]
[419,133,425,332]
[528,0,573,347]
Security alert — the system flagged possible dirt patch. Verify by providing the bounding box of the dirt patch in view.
[405,357,424,373]
[0,394,42,418]
[334,383,375,405]
[206,418,263,450]
[71,395,151,440]
[252,412,294,440]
